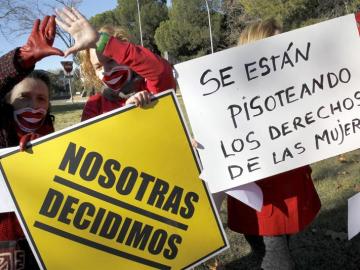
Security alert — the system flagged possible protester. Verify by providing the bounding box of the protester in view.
[227,19,321,270]
[55,7,176,121]
[0,15,63,269]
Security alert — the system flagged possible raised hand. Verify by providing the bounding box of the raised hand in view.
[19,15,64,69]
[55,7,99,57]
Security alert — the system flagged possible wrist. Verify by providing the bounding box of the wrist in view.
[90,32,100,48]
[17,47,35,70]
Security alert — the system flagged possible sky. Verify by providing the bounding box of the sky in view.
[0,0,118,71]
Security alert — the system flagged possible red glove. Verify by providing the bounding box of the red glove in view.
[19,133,40,151]
[19,15,64,69]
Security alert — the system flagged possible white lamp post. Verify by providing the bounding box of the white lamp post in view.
[136,0,144,46]
[204,0,214,54]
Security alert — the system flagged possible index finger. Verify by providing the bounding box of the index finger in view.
[45,15,56,40]
[39,15,50,34]
[71,7,86,20]
[31,19,40,34]
[55,16,70,32]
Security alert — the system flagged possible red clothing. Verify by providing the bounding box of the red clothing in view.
[0,49,53,269]
[82,38,176,120]
[227,166,321,236]
[82,92,125,120]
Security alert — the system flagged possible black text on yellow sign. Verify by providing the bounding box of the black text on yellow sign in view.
[0,91,228,270]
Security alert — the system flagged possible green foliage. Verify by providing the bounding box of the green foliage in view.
[285,0,360,29]
[220,0,246,47]
[237,0,360,30]
[70,68,84,95]
[90,0,168,53]
[47,71,64,97]
[220,0,360,48]
[90,10,121,29]
[155,0,223,62]
[238,0,307,23]
[137,0,169,53]
[89,0,360,62]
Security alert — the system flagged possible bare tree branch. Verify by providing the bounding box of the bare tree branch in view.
[0,0,82,48]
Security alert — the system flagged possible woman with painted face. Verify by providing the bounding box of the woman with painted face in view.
[55,8,176,121]
[4,71,54,149]
[0,15,63,269]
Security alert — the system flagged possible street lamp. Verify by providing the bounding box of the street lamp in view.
[204,0,214,54]
[136,0,144,47]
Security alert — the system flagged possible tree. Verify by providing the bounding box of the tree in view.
[220,0,246,48]
[284,0,360,29]
[46,69,68,98]
[155,0,223,62]
[0,0,33,37]
[139,0,169,53]
[0,0,82,50]
[90,0,168,54]
[70,68,84,95]
[236,0,360,30]
[91,11,120,29]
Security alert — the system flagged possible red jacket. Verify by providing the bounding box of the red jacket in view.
[82,38,176,121]
[227,166,321,236]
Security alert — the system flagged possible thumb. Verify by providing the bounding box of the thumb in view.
[46,46,65,57]
[64,45,80,57]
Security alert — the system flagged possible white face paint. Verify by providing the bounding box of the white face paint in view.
[13,107,47,133]
[102,65,132,91]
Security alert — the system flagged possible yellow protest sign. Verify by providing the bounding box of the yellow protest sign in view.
[0,91,228,270]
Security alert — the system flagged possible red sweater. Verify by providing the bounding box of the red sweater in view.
[227,166,321,236]
[82,38,176,120]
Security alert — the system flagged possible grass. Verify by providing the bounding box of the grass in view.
[51,102,84,131]
[52,98,360,270]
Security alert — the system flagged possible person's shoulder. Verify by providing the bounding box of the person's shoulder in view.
[85,93,103,104]
[82,93,104,121]
[83,93,103,113]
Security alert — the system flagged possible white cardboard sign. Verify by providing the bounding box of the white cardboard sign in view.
[348,192,360,240]
[175,14,360,192]
[0,147,17,213]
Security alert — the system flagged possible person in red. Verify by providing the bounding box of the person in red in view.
[227,19,321,270]
[55,7,176,121]
[0,15,63,269]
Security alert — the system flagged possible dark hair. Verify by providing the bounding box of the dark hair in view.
[27,70,51,91]
[26,70,55,123]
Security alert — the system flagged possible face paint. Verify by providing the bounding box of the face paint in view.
[102,65,132,92]
[14,107,47,133]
